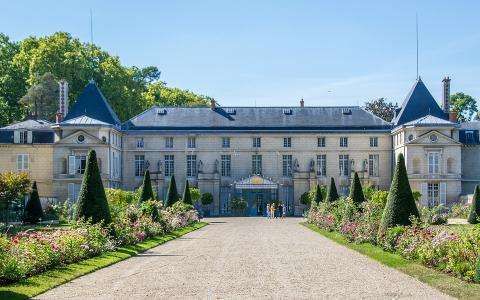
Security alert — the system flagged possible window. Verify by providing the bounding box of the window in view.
[75,155,87,174]
[186,155,197,177]
[430,134,438,143]
[466,131,474,143]
[68,183,81,202]
[164,155,174,176]
[427,183,440,206]
[165,137,174,148]
[428,152,440,174]
[368,154,379,177]
[136,138,144,148]
[340,137,348,147]
[317,154,326,176]
[77,135,85,143]
[16,154,29,171]
[317,137,326,147]
[283,137,292,148]
[134,155,145,177]
[187,136,196,148]
[369,137,378,147]
[252,155,262,175]
[253,137,261,148]
[282,155,293,177]
[339,155,349,176]
[222,137,230,148]
[221,155,231,177]
[19,131,28,144]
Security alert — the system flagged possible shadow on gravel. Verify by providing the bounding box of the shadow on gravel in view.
[136,254,185,257]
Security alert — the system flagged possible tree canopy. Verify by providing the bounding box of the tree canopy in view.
[364,98,398,122]
[450,92,478,122]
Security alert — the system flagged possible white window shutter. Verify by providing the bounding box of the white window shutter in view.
[68,155,76,175]
[68,183,75,202]
[13,131,20,143]
[421,183,428,206]
[16,155,22,171]
[24,154,29,170]
[27,131,33,143]
[440,182,447,206]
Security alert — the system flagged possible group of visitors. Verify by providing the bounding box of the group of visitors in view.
[266,203,286,219]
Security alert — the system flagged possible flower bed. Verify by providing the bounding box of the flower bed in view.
[307,198,479,282]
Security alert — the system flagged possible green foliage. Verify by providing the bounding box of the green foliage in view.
[326,177,339,202]
[0,171,30,210]
[450,92,478,122]
[139,170,154,202]
[475,256,480,283]
[364,97,398,122]
[165,175,179,207]
[200,192,213,206]
[142,81,210,108]
[300,192,311,206]
[349,172,366,205]
[140,200,161,222]
[468,185,480,224]
[412,190,422,202]
[380,153,419,230]
[230,197,248,215]
[182,180,193,205]
[75,150,111,224]
[313,184,323,205]
[420,205,448,225]
[105,188,139,207]
[19,72,58,120]
[23,182,44,224]
[369,190,389,207]
[189,187,201,203]
[449,203,470,219]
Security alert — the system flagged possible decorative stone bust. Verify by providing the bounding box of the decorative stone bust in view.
[197,160,203,174]
[293,158,300,172]
[214,159,219,173]
[309,159,315,172]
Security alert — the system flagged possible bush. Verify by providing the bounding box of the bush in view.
[140,200,162,222]
[139,170,154,202]
[105,188,139,207]
[190,187,201,203]
[23,181,44,224]
[300,192,311,206]
[449,203,470,219]
[165,175,180,207]
[312,184,323,205]
[421,205,448,225]
[369,190,389,207]
[349,172,365,205]
[75,150,111,224]
[182,180,193,205]
[468,185,480,224]
[201,192,213,206]
[230,197,248,215]
[326,177,339,202]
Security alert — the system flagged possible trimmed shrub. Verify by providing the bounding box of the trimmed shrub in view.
[75,150,111,224]
[139,170,154,202]
[313,184,323,205]
[182,180,193,205]
[349,172,365,205]
[326,177,339,202]
[468,185,480,224]
[300,192,311,206]
[380,153,419,230]
[23,181,44,224]
[165,175,180,207]
[201,193,213,206]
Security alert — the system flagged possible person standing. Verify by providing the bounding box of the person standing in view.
[282,203,286,219]
[266,203,271,219]
[271,203,276,219]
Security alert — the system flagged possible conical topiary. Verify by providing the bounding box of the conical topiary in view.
[380,153,419,230]
[139,170,154,202]
[165,175,180,207]
[23,181,44,224]
[75,150,111,224]
[182,180,193,205]
[468,185,480,224]
[349,172,366,205]
[314,184,323,205]
[326,177,339,202]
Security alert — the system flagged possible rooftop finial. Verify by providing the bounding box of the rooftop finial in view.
[416,13,419,80]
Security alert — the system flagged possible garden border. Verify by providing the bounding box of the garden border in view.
[0,222,207,300]
[302,222,480,299]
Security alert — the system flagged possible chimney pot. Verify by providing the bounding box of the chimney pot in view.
[55,112,63,123]
[210,99,216,110]
[300,98,304,107]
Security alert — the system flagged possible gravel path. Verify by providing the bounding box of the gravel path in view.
[37,217,451,299]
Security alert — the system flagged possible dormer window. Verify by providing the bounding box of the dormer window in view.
[19,131,28,144]
[225,108,236,115]
[282,109,292,115]
[466,131,474,143]
[137,137,144,148]
[157,109,167,115]
[77,135,85,143]
[342,108,352,115]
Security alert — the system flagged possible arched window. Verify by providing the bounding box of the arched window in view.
[412,158,420,174]
[447,158,455,174]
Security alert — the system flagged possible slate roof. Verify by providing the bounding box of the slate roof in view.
[122,106,392,132]
[1,119,52,130]
[61,115,110,126]
[393,78,448,126]
[63,80,121,127]
[402,115,457,127]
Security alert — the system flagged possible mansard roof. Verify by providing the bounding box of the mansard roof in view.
[63,80,121,127]
[402,115,457,127]
[392,78,448,126]
[61,115,111,126]
[0,118,52,130]
[123,106,391,132]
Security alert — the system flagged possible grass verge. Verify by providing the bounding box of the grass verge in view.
[0,222,207,300]
[302,222,480,300]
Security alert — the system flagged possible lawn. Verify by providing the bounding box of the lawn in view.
[0,222,207,300]
[303,222,480,300]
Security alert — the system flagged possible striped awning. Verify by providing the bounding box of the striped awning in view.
[234,175,278,190]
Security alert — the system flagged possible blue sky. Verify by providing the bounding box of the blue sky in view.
[1,0,478,107]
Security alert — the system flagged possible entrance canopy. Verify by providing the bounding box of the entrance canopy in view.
[234,175,278,190]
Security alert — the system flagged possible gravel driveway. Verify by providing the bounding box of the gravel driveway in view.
[37,217,451,299]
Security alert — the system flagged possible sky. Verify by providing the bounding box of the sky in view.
[0,0,479,107]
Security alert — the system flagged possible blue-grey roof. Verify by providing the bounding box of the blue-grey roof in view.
[402,115,457,127]
[61,115,111,126]
[123,106,392,132]
[64,81,121,126]
[1,119,52,130]
[393,78,448,126]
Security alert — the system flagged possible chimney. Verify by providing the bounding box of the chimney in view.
[300,98,304,108]
[449,111,458,123]
[210,99,216,110]
[442,76,451,113]
[58,79,69,118]
[55,112,63,123]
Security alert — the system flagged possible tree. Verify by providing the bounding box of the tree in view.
[364,98,398,122]
[313,184,323,205]
[349,172,366,205]
[300,192,311,206]
[468,185,480,224]
[142,81,210,108]
[0,172,30,210]
[165,175,180,207]
[380,153,419,230]
[326,177,339,202]
[19,72,59,120]
[75,150,111,224]
[139,170,154,202]
[190,187,201,204]
[450,92,478,122]
[182,180,193,205]
[23,181,44,224]
[201,193,213,206]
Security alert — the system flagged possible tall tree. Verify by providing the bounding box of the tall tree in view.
[75,150,111,224]
[165,175,180,207]
[143,81,210,108]
[450,92,478,122]
[364,98,398,122]
[23,181,44,224]
[139,170,154,202]
[326,177,339,202]
[182,180,193,205]
[468,185,480,224]
[19,72,59,120]
[313,184,323,205]
[349,172,366,205]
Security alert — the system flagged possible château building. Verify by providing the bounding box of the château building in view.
[1,77,479,216]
